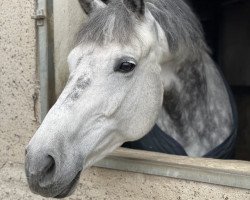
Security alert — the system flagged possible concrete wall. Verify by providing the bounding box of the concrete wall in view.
[0,0,40,165]
[0,0,249,199]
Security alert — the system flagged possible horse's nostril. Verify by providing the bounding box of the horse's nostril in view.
[35,155,57,188]
[44,155,56,175]
[42,155,56,177]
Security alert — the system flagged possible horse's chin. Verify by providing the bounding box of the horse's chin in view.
[55,171,82,199]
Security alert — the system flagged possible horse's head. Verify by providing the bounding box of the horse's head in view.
[25,0,170,198]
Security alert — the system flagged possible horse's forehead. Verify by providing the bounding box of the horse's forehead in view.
[68,46,94,61]
[70,43,142,62]
[71,17,155,58]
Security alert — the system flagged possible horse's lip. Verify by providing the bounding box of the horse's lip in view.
[55,171,82,199]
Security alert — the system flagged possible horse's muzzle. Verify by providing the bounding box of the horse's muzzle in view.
[25,151,58,197]
[25,147,81,198]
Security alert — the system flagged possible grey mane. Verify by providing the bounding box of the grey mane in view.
[76,0,208,60]
[147,0,208,59]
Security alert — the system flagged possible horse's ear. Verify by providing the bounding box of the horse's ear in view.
[123,0,145,16]
[78,0,107,15]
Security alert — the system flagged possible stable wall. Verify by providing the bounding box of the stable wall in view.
[0,0,249,199]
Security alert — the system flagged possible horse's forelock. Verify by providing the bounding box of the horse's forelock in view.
[75,1,136,45]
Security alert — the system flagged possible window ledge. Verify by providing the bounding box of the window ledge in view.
[95,148,250,190]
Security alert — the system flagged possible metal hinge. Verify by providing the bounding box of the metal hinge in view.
[31,9,46,26]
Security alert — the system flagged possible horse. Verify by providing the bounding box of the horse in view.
[25,0,236,198]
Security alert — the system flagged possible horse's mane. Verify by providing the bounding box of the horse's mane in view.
[76,0,208,60]
[147,0,208,59]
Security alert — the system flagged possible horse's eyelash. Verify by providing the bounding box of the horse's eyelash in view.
[113,57,136,71]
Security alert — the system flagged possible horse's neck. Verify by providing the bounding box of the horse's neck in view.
[156,53,233,156]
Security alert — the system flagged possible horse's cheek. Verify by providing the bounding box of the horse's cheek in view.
[123,73,163,140]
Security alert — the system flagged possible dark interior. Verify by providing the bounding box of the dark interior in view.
[188,0,250,160]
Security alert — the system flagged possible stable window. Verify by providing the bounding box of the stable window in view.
[36,0,250,190]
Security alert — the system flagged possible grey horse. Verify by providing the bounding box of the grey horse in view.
[25,0,235,198]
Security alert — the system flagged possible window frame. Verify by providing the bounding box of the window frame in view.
[36,0,250,191]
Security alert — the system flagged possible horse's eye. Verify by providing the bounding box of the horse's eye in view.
[116,62,136,73]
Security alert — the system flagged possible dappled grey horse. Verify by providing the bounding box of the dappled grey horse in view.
[25,0,236,198]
